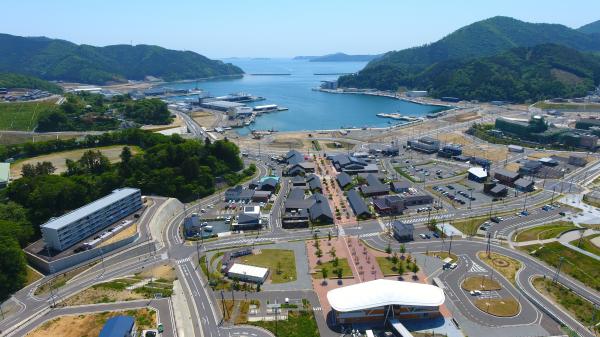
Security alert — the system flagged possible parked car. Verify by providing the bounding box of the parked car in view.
[470,290,481,296]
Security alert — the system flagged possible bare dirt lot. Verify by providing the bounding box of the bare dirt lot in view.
[191,110,218,127]
[443,111,481,123]
[437,132,507,161]
[26,308,156,337]
[11,145,141,178]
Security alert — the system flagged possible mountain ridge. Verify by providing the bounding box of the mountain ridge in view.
[0,33,244,84]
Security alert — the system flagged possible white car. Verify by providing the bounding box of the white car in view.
[450,263,458,269]
[469,290,481,296]
[419,233,427,239]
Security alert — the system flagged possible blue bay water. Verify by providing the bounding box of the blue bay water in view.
[164,58,445,134]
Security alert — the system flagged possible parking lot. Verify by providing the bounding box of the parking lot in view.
[432,181,496,209]
[394,159,466,182]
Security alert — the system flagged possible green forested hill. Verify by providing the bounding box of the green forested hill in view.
[339,16,600,94]
[578,20,600,35]
[0,34,244,84]
[416,44,600,102]
[0,73,63,93]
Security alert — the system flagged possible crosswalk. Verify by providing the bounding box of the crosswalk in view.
[404,213,454,224]
[469,261,487,273]
[359,232,380,238]
[479,290,501,299]
[176,257,192,264]
[215,237,273,247]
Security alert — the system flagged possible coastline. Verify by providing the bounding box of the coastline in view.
[315,88,454,108]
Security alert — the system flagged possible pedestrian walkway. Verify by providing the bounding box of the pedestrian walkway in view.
[403,213,454,224]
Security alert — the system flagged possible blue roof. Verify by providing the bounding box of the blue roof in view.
[40,188,140,231]
[99,316,135,337]
[259,175,280,183]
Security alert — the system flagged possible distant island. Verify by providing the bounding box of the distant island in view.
[294,53,380,62]
[338,16,600,102]
[0,33,244,85]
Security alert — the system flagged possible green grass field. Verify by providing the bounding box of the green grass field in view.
[569,234,600,257]
[0,100,57,131]
[312,258,353,278]
[513,222,577,242]
[520,242,600,291]
[238,249,296,284]
[533,277,599,335]
[250,309,319,337]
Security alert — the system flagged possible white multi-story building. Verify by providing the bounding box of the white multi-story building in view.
[40,188,143,252]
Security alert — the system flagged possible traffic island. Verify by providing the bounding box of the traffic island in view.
[477,251,522,283]
[461,276,501,291]
[474,298,520,317]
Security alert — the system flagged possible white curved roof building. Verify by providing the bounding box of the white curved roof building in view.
[327,279,445,312]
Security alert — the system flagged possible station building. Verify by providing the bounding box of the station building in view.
[327,279,445,327]
[40,188,142,252]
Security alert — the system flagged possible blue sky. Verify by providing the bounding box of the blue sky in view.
[2,0,599,58]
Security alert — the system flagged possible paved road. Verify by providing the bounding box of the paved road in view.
[362,234,599,337]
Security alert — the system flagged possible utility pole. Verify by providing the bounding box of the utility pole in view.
[448,234,453,256]
[553,256,565,284]
[220,290,227,321]
[468,188,473,209]
[195,240,200,270]
[522,191,528,212]
[486,233,492,258]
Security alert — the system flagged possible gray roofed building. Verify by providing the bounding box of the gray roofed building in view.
[336,172,353,188]
[306,174,322,191]
[489,184,508,197]
[234,213,261,229]
[285,150,304,165]
[288,188,306,200]
[347,189,371,217]
[392,221,414,241]
[514,178,534,192]
[239,189,255,201]
[519,160,542,175]
[291,175,307,187]
[366,173,382,186]
[360,183,390,197]
[390,181,411,193]
[309,193,334,223]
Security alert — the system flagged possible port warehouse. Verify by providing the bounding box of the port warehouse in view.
[40,188,143,252]
[327,279,445,334]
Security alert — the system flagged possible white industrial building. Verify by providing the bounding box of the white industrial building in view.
[406,90,428,98]
[227,263,269,283]
[40,188,143,252]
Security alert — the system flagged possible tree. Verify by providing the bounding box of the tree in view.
[78,150,110,174]
[316,248,323,259]
[321,267,329,284]
[0,236,27,302]
[411,263,420,278]
[35,161,55,176]
[391,252,399,265]
[276,261,282,275]
[336,268,343,280]
[328,231,332,241]
[332,257,339,268]
[21,163,36,178]
[400,244,406,257]
[385,242,392,255]
[397,261,405,276]
[329,247,336,259]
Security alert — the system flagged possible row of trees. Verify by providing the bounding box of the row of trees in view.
[36,92,172,132]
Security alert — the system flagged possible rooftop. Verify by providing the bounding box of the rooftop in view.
[327,279,445,312]
[228,263,269,278]
[41,188,140,231]
[98,316,134,337]
[468,167,488,179]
